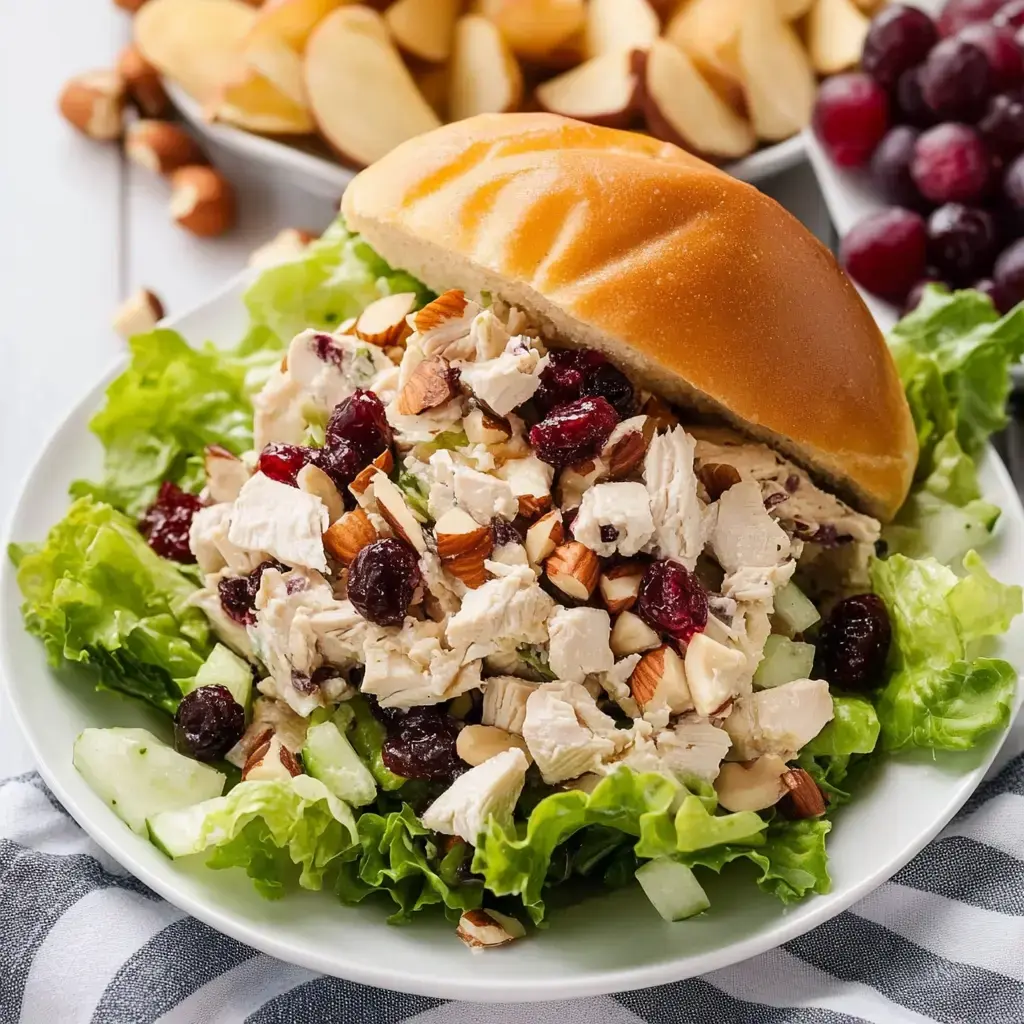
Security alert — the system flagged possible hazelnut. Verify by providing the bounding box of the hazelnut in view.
[111,288,164,340]
[169,165,235,237]
[113,0,150,11]
[126,120,205,175]
[58,70,126,140]
[117,44,169,117]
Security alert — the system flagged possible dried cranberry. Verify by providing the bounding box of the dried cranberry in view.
[813,593,892,692]
[311,441,362,493]
[491,517,522,546]
[600,525,620,543]
[348,538,422,626]
[381,706,464,782]
[529,396,619,468]
[174,684,245,761]
[636,560,708,644]
[257,442,316,486]
[218,559,285,625]
[534,350,586,414]
[534,349,633,417]
[138,482,204,563]
[325,389,392,466]
[582,361,634,416]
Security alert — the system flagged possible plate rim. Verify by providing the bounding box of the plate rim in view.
[2,276,1021,1002]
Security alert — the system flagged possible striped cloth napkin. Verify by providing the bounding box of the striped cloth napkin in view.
[1,741,1022,1024]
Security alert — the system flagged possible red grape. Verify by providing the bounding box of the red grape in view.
[920,37,992,120]
[958,23,1024,90]
[871,126,923,206]
[994,0,1024,27]
[939,0,1011,36]
[812,73,890,167]
[911,123,991,203]
[896,67,936,126]
[993,236,1024,305]
[1005,150,1024,210]
[840,208,928,301]
[862,5,938,88]
[927,203,998,283]
[979,90,1024,155]
[974,276,1013,310]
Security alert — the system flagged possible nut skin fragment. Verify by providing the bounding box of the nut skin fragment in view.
[324,507,378,565]
[297,463,344,525]
[58,70,126,140]
[411,289,469,333]
[544,540,599,601]
[394,356,459,415]
[602,419,652,479]
[435,509,494,589]
[779,768,827,818]
[112,288,164,340]
[456,724,530,766]
[169,165,235,237]
[348,449,394,506]
[117,44,169,117]
[355,293,417,347]
[241,737,302,781]
[126,120,206,174]
[373,473,427,552]
[698,462,742,501]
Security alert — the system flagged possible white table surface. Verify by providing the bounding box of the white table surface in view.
[0,0,857,779]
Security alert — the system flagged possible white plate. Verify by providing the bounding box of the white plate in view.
[170,83,806,199]
[3,274,1023,1002]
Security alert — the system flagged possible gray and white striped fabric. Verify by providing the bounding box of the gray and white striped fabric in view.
[2,755,1023,1024]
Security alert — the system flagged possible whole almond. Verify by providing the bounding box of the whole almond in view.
[394,356,458,415]
[324,507,378,565]
[435,508,494,588]
[779,768,827,819]
[544,541,599,601]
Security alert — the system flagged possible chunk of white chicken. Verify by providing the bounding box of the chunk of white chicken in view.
[656,717,733,784]
[711,479,792,575]
[643,427,713,569]
[522,682,630,784]
[723,678,834,760]
[361,617,482,709]
[481,675,541,735]
[683,632,754,717]
[546,607,615,683]
[446,564,555,660]
[722,562,797,604]
[453,464,519,525]
[596,655,641,718]
[189,503,268,576]
[572,482,655,557]
[456,337,543,417]
[420,747,529,843]
[227,473,329,572]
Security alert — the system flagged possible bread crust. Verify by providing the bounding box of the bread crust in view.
[343,113,917,520]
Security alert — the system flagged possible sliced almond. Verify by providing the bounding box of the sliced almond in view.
[715,755,789,812]
[386,0,461,63]
[535,50,639,129]
[324,506,378,565]
[629,644,692,713]
[349,449,394,507]
[204,444,252,503]
[544,540,599,601]
[297,463,344,525]
[601,416,651,479]
[599,562,644,614]
[737,0,816,142]
[135,0,257,106]
[118,44,170,117]
[807,0,870,76]
[356,293,417,347]
[697,462,742,501]
[242,734,303,781]
[584,0,659,58]
[58,71,126,141]
[456,724,531,766]
[125,120,206,175]
[611,610,660,657]
[525,509,564,566]
[478,0,585,60]
[411,289,470,334]
[450,15,523,121]
[638,40,755,160]
[464,407,512,445]
[435,507,494,589]
[373,472,427,553]
[394,356,459,416]
[112,288,165,340]
[304,7,441,168]
[780,767,827,818]
[456,907,526,949]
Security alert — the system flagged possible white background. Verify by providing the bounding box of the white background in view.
[0,1,836,777]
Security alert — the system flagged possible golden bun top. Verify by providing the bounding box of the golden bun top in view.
[342,113,916,520]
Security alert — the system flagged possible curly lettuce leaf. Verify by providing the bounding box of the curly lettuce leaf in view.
[244,218,432,345]
[150,776,358,898]
[474,769,766,923]
[335,805,481,923]
[71,328,281,516]
[797,696,881,806]
[9,498,211,715]
[681,818,831,905]
[870,551,1021,751]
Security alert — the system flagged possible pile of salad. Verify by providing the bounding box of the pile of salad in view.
[11,218,1024,947]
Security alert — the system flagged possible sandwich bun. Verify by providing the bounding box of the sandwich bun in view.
[342,113,917,521]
